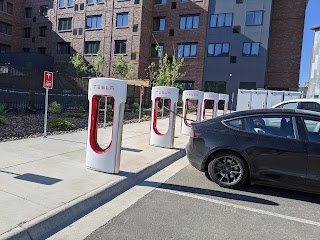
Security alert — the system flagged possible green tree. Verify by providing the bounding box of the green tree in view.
[70,52,89,76]
[149,45,186,87]
[112,55,134,79]
[90,50,106,77]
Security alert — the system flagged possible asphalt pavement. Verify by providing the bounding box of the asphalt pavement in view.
[86,163,320,240]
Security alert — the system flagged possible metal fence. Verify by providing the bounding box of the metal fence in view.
[0,65,152,110]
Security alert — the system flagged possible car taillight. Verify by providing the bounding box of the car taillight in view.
[190,129,201,138]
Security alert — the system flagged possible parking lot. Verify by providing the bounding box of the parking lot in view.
[86,162,320,240]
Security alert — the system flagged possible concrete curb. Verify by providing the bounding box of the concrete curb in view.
[2,149,186,240]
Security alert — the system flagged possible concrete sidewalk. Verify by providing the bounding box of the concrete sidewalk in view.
[0,119,188,240]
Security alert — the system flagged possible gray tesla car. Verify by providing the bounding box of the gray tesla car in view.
[186,109,320,193]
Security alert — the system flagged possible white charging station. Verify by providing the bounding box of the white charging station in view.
[202,92,219,120]
[219,94,230,115]
[181,90,204,135]
[86,78,127,174]
[150,86,179,148]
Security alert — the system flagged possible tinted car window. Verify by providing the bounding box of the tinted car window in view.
[299,102,320,112]
[276,102,298,109]
[224,119,243,129]
[302,118,320,143]
[245,115,296,139]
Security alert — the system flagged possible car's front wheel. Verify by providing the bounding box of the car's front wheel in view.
[208,151,248,189]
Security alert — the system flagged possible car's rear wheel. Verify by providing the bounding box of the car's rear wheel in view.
[208,152,248,189]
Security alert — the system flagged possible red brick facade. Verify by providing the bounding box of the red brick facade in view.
[0,0,307,91]
[265,0,308,90]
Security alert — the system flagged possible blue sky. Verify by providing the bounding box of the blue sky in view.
[299,0,320,87]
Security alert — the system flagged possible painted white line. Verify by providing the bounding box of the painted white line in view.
[156,188,320,227]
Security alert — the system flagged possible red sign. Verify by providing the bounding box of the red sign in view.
[140,85,145,95]
[43,71,53,89]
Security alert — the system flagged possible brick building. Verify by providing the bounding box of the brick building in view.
[0,0,308,97]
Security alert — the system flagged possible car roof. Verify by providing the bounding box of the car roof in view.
[272,98,320,107]
[222,108,320,119]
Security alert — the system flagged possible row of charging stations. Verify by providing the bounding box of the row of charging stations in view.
[180,90,229,135]
[85,78,229,174]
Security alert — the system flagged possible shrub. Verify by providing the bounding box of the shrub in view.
[0,103,5,115]
[48,101,61,114]
[65,112,82,118]
[131,102,140,113]
[47,118,75,130]
[0,115,10,125]
[124,104,129,111]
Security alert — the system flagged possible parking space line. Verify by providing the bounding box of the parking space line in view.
[156,188,320,227]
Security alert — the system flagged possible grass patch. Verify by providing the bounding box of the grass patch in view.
[47,118,76,130]
[0,115,10,125]
[65,112,82,118]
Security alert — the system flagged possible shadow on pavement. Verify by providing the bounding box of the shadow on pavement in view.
[0,170,62,185]
[121,147,143,153]
[239,184,320,205]
[140,181,278,206]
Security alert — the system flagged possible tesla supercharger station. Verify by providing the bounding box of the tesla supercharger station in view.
[150,86,179,149]
[219,94,229,115]
[181,90,204,135]
[86,78,127,174]
[202,92,219,120]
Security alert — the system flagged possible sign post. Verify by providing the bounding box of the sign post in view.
[139,85,144,123]
[43,71,53,137]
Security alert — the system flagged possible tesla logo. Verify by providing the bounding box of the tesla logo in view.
[186,93,198,97]
[94,85,115,90]
[155,90,171,95]
[43,71,53,89]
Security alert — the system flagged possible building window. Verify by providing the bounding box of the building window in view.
[116,13,128,28]
[87,0,94,5]
[86,15,102,29]
[154,0,167,4]
[68,0,73,7]
[243,42,260,56]
[176,81,194,90]
[114,40,127,54]
[85,41,100,55]
[151,44,164,58]
[153,17,166,31]
[23,48,30,52]
[178,43,197,57]
[0,21,12,35]
[207,43,230,57]
[59,0,65,8]
[25,7,32,18]
[7,2,13,14]
[97,0,104,3]
[40,5,48,17]
[38,47,46,55]
[205,81,226,93]
[57,42,71,54]
[39,26,47,37]
[0,0,3,11]
[0,44,11,53]
[58,18,72,31]
[24,27,31,38]
[180,14,200,30]
[210,13,233,27]
[246,11,263,26]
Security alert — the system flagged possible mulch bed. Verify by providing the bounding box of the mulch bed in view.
[0,110,151,142]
